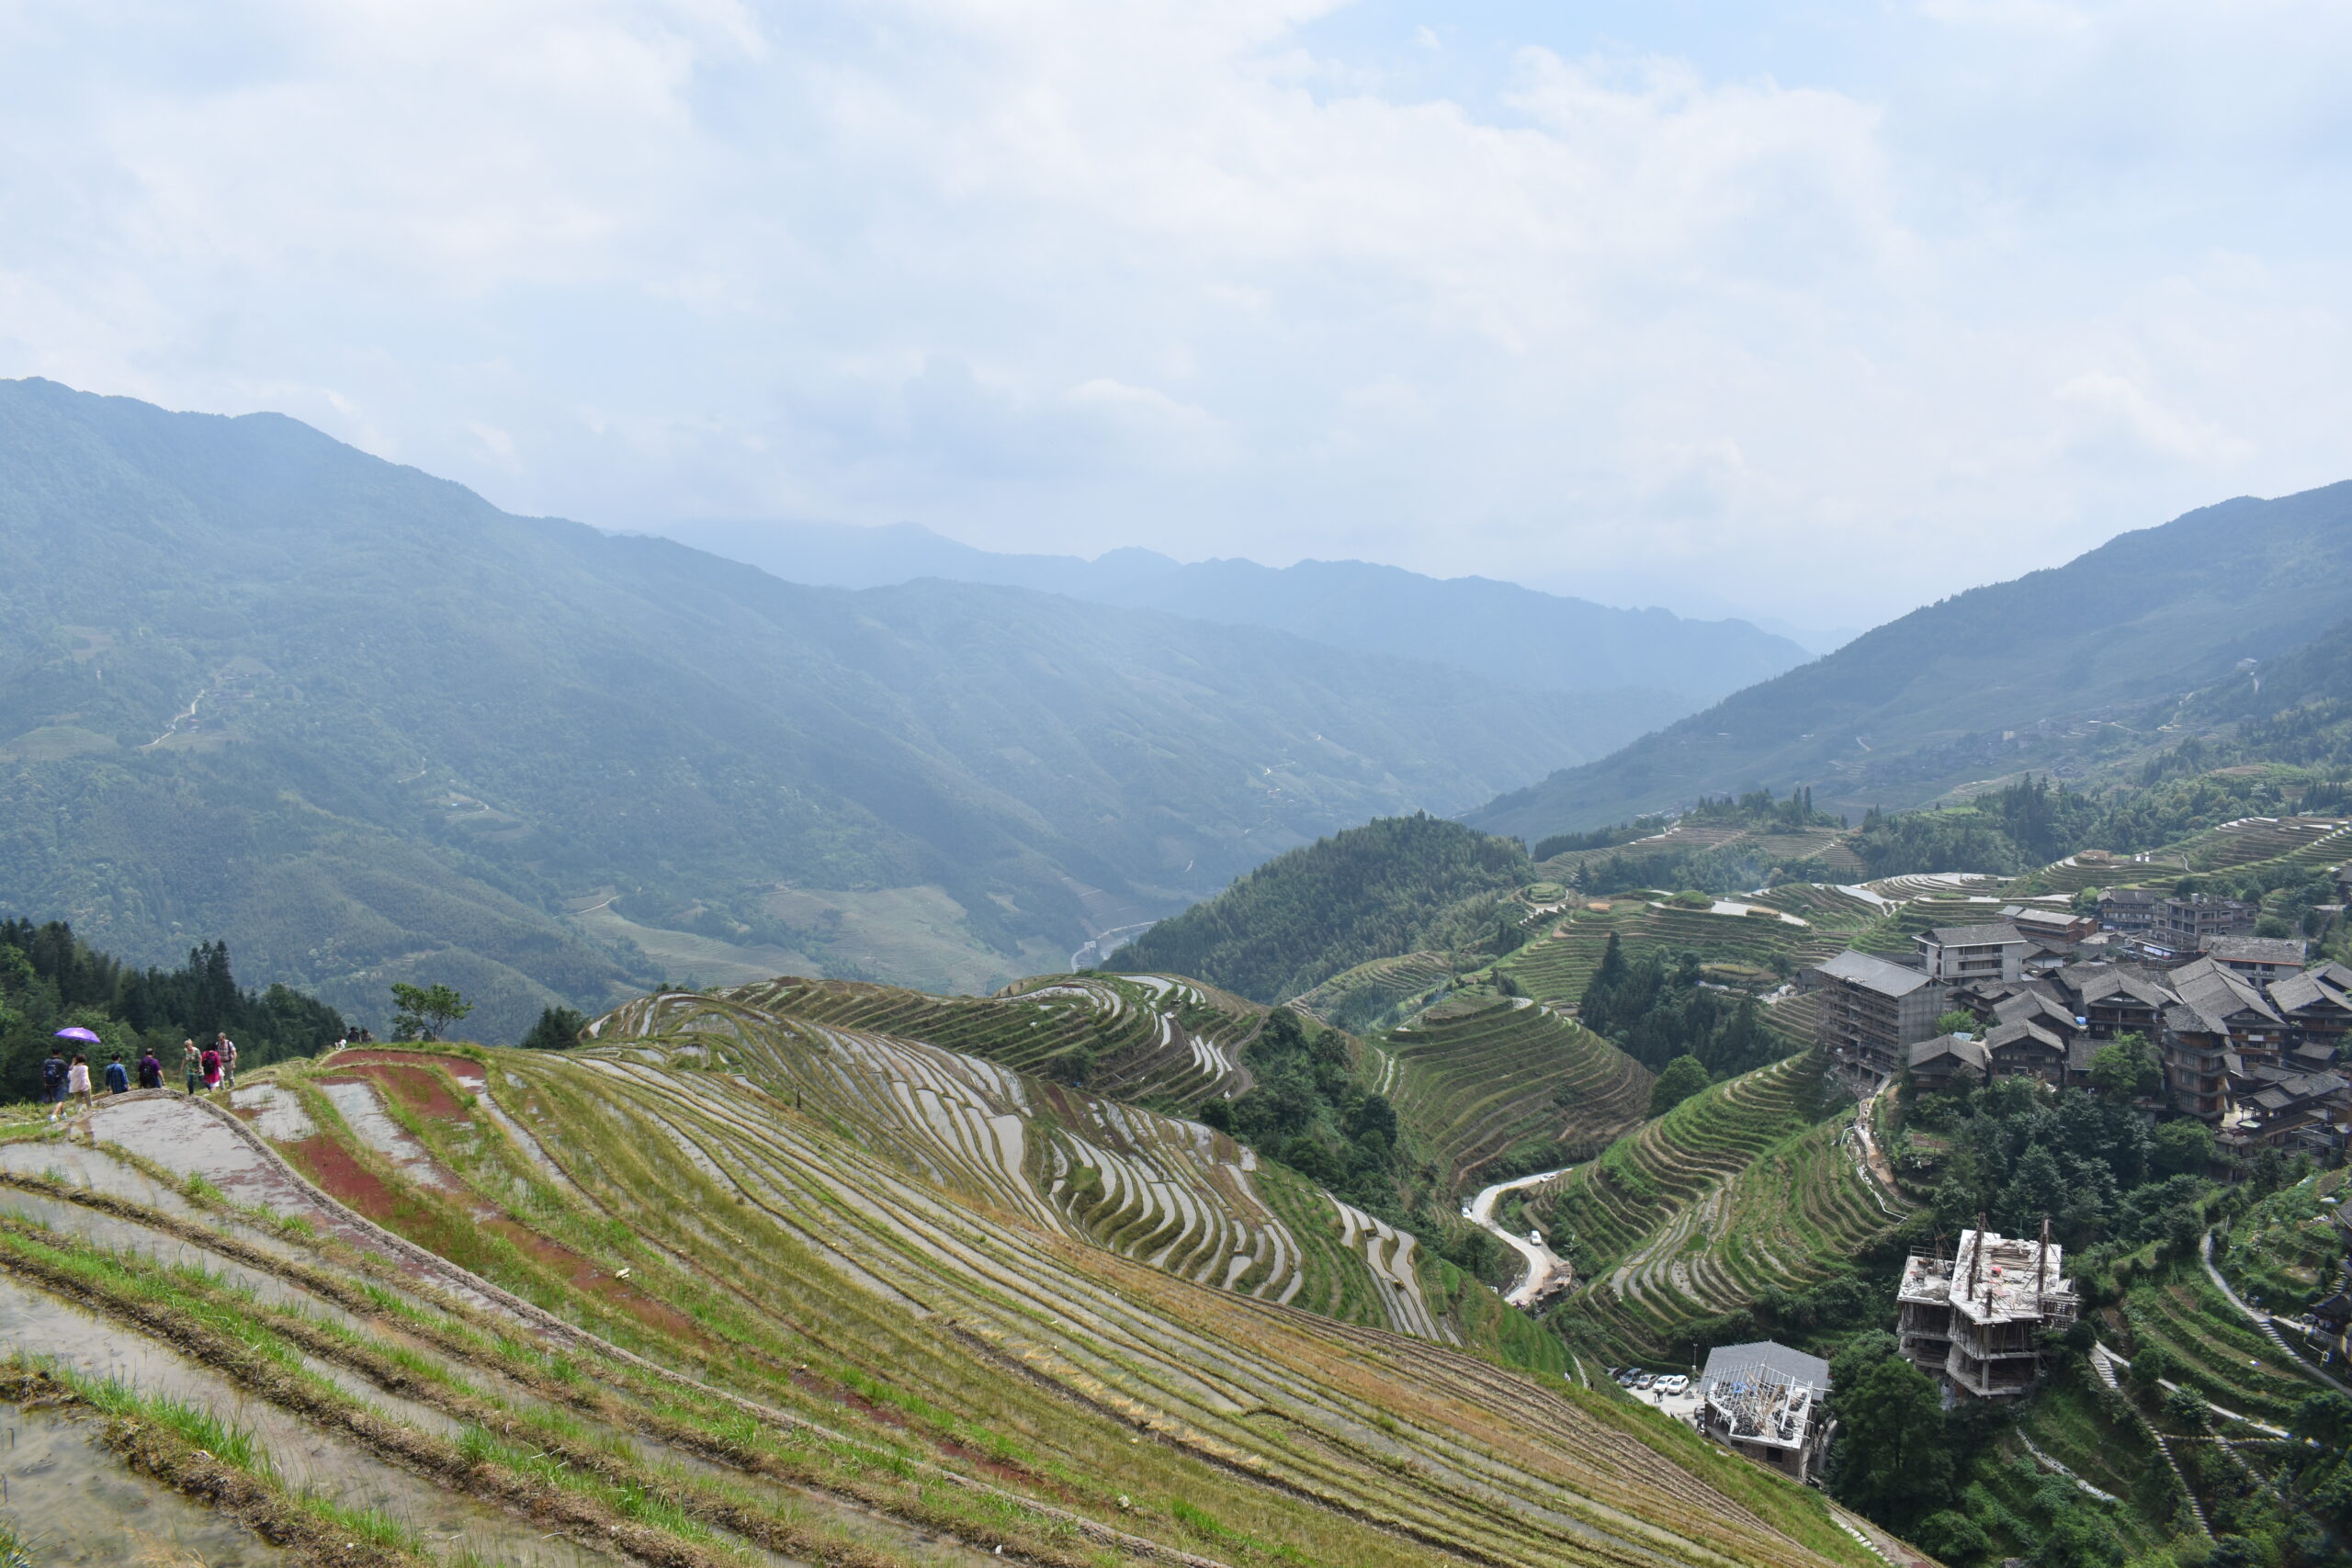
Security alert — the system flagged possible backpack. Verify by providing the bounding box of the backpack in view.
[40,1057,66,1090]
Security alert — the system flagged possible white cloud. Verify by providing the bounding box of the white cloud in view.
[0,0,2346,626]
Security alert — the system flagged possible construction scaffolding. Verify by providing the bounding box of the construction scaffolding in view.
[1698,1340,1832,1483]
[1896,1218,2077,1399]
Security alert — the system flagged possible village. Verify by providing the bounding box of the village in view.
[1804,880,2352,1161]
[1588,870,2352,1501]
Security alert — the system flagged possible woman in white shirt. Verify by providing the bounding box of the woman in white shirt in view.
[65,1055,94,1115]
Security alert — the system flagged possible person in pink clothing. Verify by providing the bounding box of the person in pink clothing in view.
[199,1043,222,1091]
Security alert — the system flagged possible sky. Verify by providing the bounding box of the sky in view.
[2,0,2347,633]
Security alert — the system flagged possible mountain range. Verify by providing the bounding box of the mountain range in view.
[663,517,1812,710]
[1470,480,2352,841]
[0,378,1649,1037]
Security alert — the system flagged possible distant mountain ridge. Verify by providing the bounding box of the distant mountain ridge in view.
[0,378,1652,1036]
[664,517,1812,710]
[1469,481,2352,841]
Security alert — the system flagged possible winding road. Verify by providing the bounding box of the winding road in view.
[1464,1163,1579,1308]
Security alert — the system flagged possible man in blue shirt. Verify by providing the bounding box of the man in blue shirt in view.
[103,1055,130,1095]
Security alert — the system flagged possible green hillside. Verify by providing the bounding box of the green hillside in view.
[1112,814,1532,1002]
[0,378,1644,1037]
[0,998,1883,1567]
[1470,479,2352,838]
[1377,998,1651,1191]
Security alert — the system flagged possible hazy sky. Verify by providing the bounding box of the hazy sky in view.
[4,1,2346,629]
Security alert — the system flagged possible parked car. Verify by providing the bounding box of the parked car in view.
[1660,1374,1689,1394]
[1634,1372,1656,1390]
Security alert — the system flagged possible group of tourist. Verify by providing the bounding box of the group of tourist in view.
[40,1032,236,1122]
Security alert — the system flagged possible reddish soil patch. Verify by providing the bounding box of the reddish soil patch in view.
[791,1367,910,1428]
[338,1061,470,1122]
[934,1437,1046,1488]
[282,1133,410,1226]
[328,1047,486,1087]
[477,1215,714,1349]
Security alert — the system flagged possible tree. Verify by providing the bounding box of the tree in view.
[519,1005,587,1051]
[2163,1384,2211,1432]
[1649,1055,1711,1117]
[2128,1343,2175,1392]
[2086,1033,2162,1100]
[390,982,473,1043]
[2290,1390,2352,1448]
[2033,1498,2126,1568]
[1934,1009,1979,1038]
[1833,1357,1955,1530]
[2150,1119,2215,1176]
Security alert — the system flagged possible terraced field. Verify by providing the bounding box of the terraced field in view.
[1380,998,1651,1192]
[1523,1053,1909,1359]
[1288,952,1453,1032]
[2121,1261,2322,1427]
[2019,816,2352,897]
[1532,822,1860,884]
[586,988,1387,1325]
[2166,816,2352,874]
[733,971,1259,1109]
[0,1016,1883,1568]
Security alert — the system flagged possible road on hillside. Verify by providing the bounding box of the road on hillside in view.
[1465,1164,1578,1308]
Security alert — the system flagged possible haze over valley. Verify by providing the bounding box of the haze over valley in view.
[3,6,2351,1568]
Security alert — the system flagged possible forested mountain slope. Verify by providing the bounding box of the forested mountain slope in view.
[1471,480,2352,840]
[0,378,1633,1035]
[667,518,1809,710]
[1112,816,1532,1002]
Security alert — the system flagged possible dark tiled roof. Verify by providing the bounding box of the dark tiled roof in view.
[1910,1033,1989,1071]
[2201,935,2311,964]
[1813,949,1935,997]
[1927,924,2026,947]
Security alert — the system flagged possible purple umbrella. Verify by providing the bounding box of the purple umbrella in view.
[53,1027,102,1044]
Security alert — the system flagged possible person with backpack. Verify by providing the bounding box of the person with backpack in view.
[181,1040,201,1094]
[104,1055,130,1095]
[217,1034,238,1088]
[65,1055,93,1115]
[137,1050,164,1090]
[199,1043,222,1092]
[40,1049,69,1122]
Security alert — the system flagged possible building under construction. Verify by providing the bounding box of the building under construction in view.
[1696,1340,1833,1483]
[1896,1223,2077,1399]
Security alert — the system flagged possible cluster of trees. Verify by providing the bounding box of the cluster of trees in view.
[1537,787,1844,892]
[1577,935,1781,1079]
[1114,815,1532,1003]
[1567,842,1787,898]
[1826,1326,2143,1566]
[1196,1010,1401,1214]
[1905,1059,2216,1254]
[0,919,343,1099]
[1531,812,1676,861]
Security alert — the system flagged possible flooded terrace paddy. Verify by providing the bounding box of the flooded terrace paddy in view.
[1,1404,288,1566]
[0,1274,627,1566]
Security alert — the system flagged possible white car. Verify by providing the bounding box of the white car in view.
[1658,1374,1690,1394]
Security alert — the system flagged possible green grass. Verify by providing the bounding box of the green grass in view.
[297,1495,426,1555]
